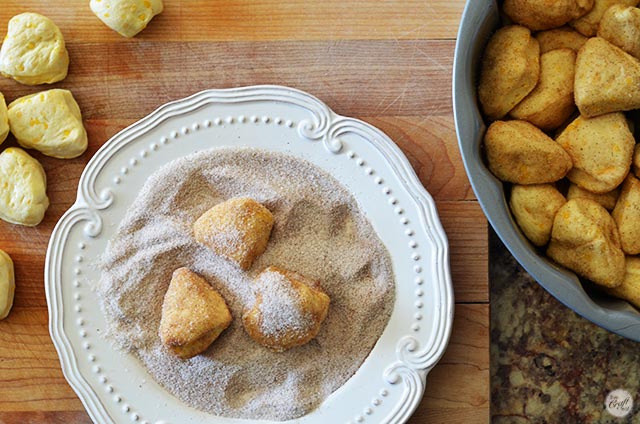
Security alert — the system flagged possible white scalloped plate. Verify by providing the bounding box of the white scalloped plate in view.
[45,86,453,424]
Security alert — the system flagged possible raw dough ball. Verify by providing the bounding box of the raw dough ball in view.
[0,93,8,145]
[193,197,274,270]
[8,89,88,159]
[0,249,15,320]
[159,267,232,359]
[0,13,69,85]
[242,266,330,352]
[0,148,49,226]
[90,0,164,38]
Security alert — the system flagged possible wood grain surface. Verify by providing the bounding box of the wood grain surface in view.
[0,1,488,423]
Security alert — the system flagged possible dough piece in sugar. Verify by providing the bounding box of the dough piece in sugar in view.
[0,147,49,226]
[0,94,8,145]
[242,266,331,352]
[193,197,274,270]
[0,13,68,85]
[159,268,232,359]
[90,0,164,38]
[0,249,15,320]
[8,89,88,159]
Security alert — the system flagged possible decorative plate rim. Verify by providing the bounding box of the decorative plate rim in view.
[45,85,454,424]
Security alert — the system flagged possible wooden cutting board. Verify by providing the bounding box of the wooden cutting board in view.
[0,1,488,422]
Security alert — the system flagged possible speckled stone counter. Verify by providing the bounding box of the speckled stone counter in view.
[490,230,640,423]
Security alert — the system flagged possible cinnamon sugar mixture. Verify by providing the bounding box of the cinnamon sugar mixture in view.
[98,147,395,420]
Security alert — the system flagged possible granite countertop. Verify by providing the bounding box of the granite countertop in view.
[490,230,640,423]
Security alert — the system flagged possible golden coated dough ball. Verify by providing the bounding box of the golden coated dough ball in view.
[509,184,566,247]
[503,0,594,31]
[159,267,232,359]
[570,0,640,37]
[598,5,640,59]
[608,256,640,308]
[193,197,274,270]
[478,25,540,121]
[611,174,640,255]
[8,89,88,159]
[484,120,572,184]
[574,37,640,117]
[547,198,625,288]
[90,0,164,38]
[0,147,49,227]
[0,13,69,85]
[242,266,330,352]
[556,112,634,194]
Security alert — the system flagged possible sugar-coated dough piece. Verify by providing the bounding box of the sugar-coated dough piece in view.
[509,184,566,247]
[242,266,330,352]
[90,0,164,37]
[556,113,634,193]
[633,143,640,177]
[0,148,49,226]
[609,256,640,308]
[0,94,8,145]
[484,120,572,184]
[0,249,15,320]
[509,48,576,131]
[574,37,640,117]
[0,13,68,85]
[193,197,274,270]
[547,198,625,288]
[159,268,232,359]
[570,0,640,36]
[567,183,619,211]
[535,26,588,53]
[478,25,540,121]
[503,0,594,31]
[611,174,640,254]
[8,89,88,159]
[598,5,640,59]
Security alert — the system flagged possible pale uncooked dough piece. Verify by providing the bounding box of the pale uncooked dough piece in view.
[0,94,8,145]
[8,89,88,159]
[90,0,164,37]
[0,148,49,226]
[0,13,69,85]
[0,249,15,320]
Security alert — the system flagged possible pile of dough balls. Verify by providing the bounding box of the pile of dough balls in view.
[478,0,640,309]
[159,197,331,359]
[0,2,163,320]
[0,12,90,320]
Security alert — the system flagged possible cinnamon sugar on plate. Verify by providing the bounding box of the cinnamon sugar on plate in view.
[98,147,395,421]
